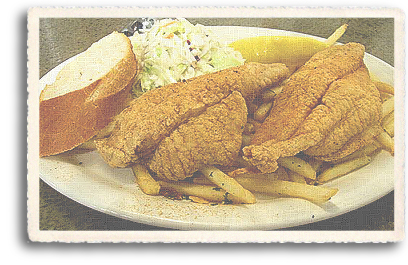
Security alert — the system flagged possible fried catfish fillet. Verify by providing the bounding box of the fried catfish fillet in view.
[148,91,247,181]
[243,43,383,173]
[96,62,289,167]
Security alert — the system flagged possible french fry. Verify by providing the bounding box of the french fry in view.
[262,79,288,102]
[277,156,316,180]
[374,81,394,95]
[380,92,393,102]
[383,118,394,137]
[318,155,372,183]
[368,148,383,158]
[132,164,161,195]
[382,111,394,127]
[229,169,282,181]
[247,101,259,115]
[234,156,254,168]
[241,134,253,147]
[325,24,348,46]
[234,177,338,204]
[158,181,244,204]
[76,139,96,150]
[192,176,213,185]
[194,169,282,185]
[246,118,262,131]
[376,131,394,155]
[228,167,251,178]
[287,170,307,184]
[382,111,394,137]
[306,156,324,173]
[382,96,394,118]
[262,85,284,102]
[200,166,256,204]
[243,122,255,135]
[332,142,379,164]
[276,166,290,181]
[253,102,273,122]
[189,196,211,204]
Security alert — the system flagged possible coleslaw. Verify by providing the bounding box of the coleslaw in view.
[129,18,245,95]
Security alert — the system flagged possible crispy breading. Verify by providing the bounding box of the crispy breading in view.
[96,62,289,167]
[250,43,366,145]
[148,91,247,181]
[243,43,383,173]
[302,66,382,160]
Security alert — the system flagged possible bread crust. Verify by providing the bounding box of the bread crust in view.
[40,33,137,157]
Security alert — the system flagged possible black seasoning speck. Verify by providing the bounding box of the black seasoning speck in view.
[312,215,315,218]
[78,162,83,165]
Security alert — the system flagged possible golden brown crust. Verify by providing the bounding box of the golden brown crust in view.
[148,91,247,181]
[39,32,138,157]
[243,43,383,173]
[302,66,382,160]
[250,43,366,145]
[311,125,383,162]
[95,62,289,168]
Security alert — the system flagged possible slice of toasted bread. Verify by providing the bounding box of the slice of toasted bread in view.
[40,31,138,157]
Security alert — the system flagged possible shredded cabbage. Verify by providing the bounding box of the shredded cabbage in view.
[129,18,245,96]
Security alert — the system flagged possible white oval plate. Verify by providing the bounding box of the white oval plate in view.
[39,26,394,230]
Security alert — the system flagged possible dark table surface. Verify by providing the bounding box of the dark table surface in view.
[39,17,394,231]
